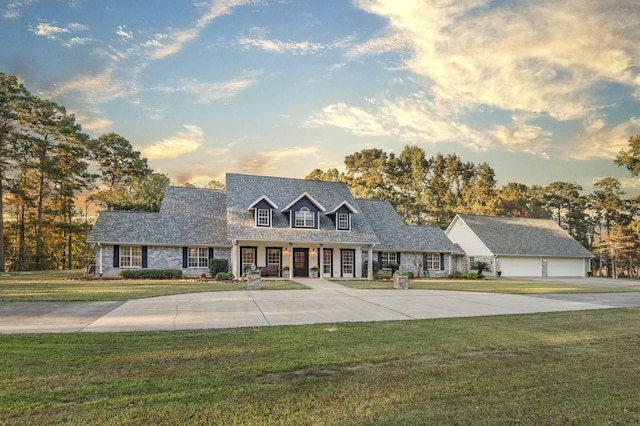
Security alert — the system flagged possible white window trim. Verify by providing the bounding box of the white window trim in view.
[380,252,398,267]
[188,247,209,268]
[120,245,142,268]
[295,207,315,228]
[256,208,271,227]
[337,212,350,230]
[425,253,440,270]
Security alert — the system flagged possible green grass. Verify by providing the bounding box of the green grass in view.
[0,270,307,301]
[1,309,639,424]
[344,278,640,294]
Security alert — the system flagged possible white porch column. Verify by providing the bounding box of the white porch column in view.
[319,244,324,279]
[288,243,293,280]
[232,240,239,278]
[98,244,103,277]
[367,245,373,281]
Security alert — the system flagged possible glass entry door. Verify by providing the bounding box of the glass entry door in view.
[293,248,308,277]
[323,249,332,277]
[341,249,355,278]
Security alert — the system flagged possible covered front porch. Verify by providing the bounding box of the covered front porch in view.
[230,241,374,280]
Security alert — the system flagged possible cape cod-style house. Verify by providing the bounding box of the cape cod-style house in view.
[87,173,458,279]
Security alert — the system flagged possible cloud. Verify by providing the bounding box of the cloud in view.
[30,21,90,46]
[42,68,136,104]
[307,102,385,137]
[140,125,205,159]
[116,25,133,40]
[567,117,640,161]
[147,0,258,60]
[156,77,257,103]
[2,0,39,18]
[69,109,113,133]
[236,146,318,176]
[353,0,640,122]
[238,36,323,54]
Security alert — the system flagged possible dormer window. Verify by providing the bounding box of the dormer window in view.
[295,207,315,228]
[248,195,278,228]
[257,208,271,227]
[338,212,350,230]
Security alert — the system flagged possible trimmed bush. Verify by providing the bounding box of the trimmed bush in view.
[464,273,479,280]
[448,271,464,279]
[375,272,393,280]
[214,272,234,281]
[119,269,183,279]
[209,259,229,276]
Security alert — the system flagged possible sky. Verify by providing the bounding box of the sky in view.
[2,0,640,195]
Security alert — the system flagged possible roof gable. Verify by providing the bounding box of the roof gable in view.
[326,201,358,215]
[248,195,278,210]
[453,214,592,257]
[281,191,325,212]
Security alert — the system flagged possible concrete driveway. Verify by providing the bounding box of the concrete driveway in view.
[1,277,637,334]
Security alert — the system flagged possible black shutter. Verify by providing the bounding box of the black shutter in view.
[377,252,382,267]
[113,245,120,267]
[397,252,401,267]
[440,253,445,270]
[209,247,214,261]
[182,247,188,268]
[142,246,148,268]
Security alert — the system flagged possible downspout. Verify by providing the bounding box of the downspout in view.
[98,243,103,277]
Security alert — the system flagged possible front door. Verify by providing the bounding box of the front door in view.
[293,248,308,277]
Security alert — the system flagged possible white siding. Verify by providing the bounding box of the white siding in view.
[445,217,493,256]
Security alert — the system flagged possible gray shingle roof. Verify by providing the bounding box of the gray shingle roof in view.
[455,214,593,257]
[356,199,458,252]
[225,173,378,244]
[87,187,229,246]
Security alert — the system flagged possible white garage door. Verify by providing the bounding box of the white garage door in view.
[500,257,541,277]
[547,258,584,277]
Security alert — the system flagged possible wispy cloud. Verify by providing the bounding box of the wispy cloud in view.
[147,0,258,59]
[238,28,323,54]
[116,25,133,40]
[2,0,39,18]
[568,117,640,161]
[156,76,258,103]
[42,68,136,104]
[30,21,90,46]
[140,125,205,159]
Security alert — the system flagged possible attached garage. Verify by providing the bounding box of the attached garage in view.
[547,258,585,277]
[499,257,541,277]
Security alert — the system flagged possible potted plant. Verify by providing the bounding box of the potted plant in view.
[282,265,290,278]
[393,270,410,289]
[587,269,593,277]
[310,265,319,278]
[497,269,502,277]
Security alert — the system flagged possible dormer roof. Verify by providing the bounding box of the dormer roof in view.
[247,195,278,210]
[281,191,326,212]
[326,200,358,215]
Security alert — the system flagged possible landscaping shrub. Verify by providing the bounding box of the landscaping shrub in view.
[119,269,183,279]
[375,272,393,280]
[214,272,234,281]
[209,259,229,276]
[464,273,479,280]
[448,271,464,279]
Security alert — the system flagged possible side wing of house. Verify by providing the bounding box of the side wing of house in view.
[87,187,231,278]
[358,199,458,278]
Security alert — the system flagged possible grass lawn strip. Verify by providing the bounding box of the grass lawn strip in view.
[0,270,307,301]
[0,309,639,424]
[344,278,640,294]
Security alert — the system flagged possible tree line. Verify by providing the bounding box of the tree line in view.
[0,72,169,272]
[2,71,639,277]
[307,141,640,278]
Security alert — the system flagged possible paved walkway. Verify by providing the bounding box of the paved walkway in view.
[1,278,637,333]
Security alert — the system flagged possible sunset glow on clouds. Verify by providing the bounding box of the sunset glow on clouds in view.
[2,0,639,190]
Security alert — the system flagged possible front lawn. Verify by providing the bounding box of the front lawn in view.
[0,270,307,301]
[343,278,640,294]
[1,308,639,424]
